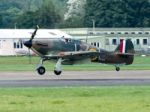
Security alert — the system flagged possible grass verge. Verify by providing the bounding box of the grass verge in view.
[0,86,150,112]
[0,56,149,71]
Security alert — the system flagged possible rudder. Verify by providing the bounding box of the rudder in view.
[115,39,134,54]
[115,39,134,65]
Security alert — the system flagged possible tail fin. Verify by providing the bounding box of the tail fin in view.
[115,39,134,54]
[115,39,134,65]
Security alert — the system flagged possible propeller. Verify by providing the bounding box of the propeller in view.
[24,25,39,48]
[24,25,39,64]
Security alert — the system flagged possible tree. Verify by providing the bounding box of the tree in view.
[0,0,44,28]
[84,0,150,27]
[64,0,86,20]
[63,0,86,28]
[16,0,61,28]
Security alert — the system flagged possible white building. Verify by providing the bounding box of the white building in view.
[0,29,72,56]
[62,28,150,54]
[0,28,150,56]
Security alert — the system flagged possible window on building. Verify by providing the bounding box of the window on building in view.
[89,32,93,35]
[136,39,140,45]
[97,42,99,47]
[14,42,16,48]
[131,32,135,34]
[17,42,20,48]
[118,32,121,34]
[125,32,128,34]
[145,32,149,35]
[104,32,108,35]
[112,39,117,45]
[143,39,148,45]
[94,42,96,46]
[111,32,114,34]
[138,32,142,34]
[14,41,23,49]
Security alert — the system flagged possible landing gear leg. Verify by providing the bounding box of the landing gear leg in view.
[54,58,62,75]
[36,58,46,75]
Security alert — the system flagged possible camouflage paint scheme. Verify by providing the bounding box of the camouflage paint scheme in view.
[24,26,134,75]
[31,38,134,65]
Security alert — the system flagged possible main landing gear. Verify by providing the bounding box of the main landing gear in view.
[115,67,120,71]
[54,70,62,75]
[36,58,62,75]
[37,66,46,75]
[36,58,46,75]
[115,65,120,71]
[54,58,62,75]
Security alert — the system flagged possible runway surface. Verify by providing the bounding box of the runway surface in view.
[0,70,150,87]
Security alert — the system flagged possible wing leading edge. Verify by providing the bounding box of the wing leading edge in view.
[45,51,99,59]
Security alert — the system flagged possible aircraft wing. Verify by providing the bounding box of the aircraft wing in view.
[45,51,99,59]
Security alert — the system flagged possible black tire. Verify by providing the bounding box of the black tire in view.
[37,66,46,75]
[54,70,62,75]
[116,67,120,71]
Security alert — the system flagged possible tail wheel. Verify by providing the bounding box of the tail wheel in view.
[116,67,120,71]
[54,70,62,75]
[37,66,46,75]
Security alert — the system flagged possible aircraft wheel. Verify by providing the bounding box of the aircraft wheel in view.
[54,70,62,75]
[37,66,46,75]
[116,67,120,71]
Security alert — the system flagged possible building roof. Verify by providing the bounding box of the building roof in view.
[62,28,150,38]
[0,29,72,39]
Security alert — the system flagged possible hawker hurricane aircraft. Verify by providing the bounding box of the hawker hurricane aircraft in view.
[24,26,134,75]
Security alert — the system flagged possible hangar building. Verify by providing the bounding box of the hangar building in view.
[0,29,71,55]
[62,28,150,54]
[0,28,149,56]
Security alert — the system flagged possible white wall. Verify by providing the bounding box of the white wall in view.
[0,39,15,55]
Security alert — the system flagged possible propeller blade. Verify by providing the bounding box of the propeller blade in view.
[30,25,39,42]
[24,25,39,49]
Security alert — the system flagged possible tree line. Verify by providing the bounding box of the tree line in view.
[0,0,66,28]
[0,0,149,28]
[84,0,150,28]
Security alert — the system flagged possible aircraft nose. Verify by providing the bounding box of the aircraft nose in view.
[23,40,32,48]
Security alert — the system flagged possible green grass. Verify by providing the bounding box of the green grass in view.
[0,57,150,112]
[0,86,150,112]
[0,56,150,71]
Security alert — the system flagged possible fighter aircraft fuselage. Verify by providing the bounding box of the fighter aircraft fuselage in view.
[32,38,88,56]
[30,38,133,65]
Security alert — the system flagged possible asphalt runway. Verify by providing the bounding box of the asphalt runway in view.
[0,70,150,87]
